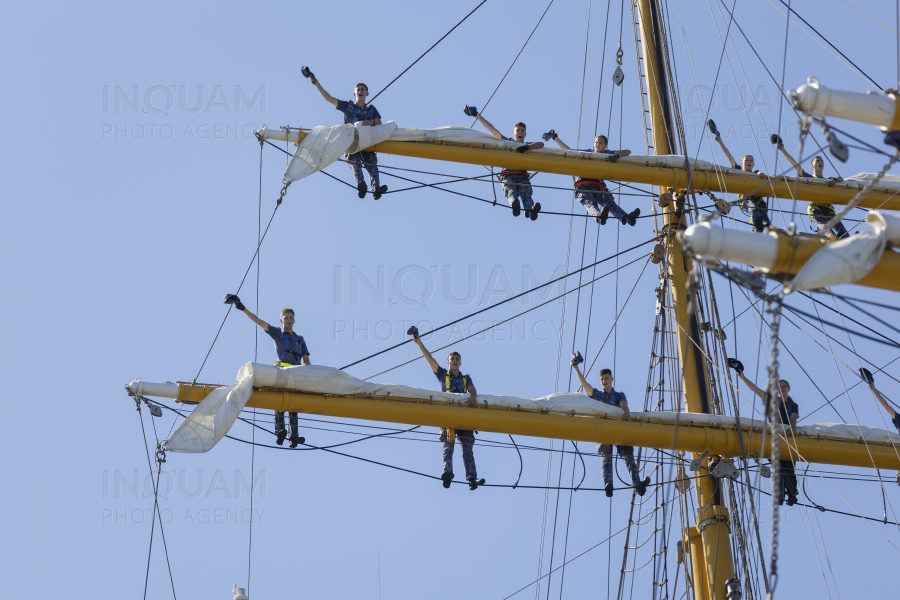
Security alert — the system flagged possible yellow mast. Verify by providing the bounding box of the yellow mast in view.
[633,0,735,598]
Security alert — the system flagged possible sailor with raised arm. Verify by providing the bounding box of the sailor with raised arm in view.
[773,136,849,238]
[305,67,389,200]
[409,326,485,490]
[571,352,650,497]
[861,368,900,434]
[224,294,309,448]
[545,130,640,226]
[709,120,770,232]
[727,358,799,505]
[464,105,544,220]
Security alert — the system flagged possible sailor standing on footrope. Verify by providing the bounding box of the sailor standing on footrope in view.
[571,353,650,497]
[224,294,309,448]
[409,326,485,490]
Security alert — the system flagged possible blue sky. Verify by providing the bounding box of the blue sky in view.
[2,0,900,598]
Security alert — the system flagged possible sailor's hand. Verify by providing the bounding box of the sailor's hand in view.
[622,409,631,421]
[309,77,318,85]
[359,120,373,126]
[714,133,721,142]
[223,294,245,311]
[608,153,620,163]
[827,177,837,187]
[466,396,477,407]
[516,145,530,153]
[757,171,767,179]
[860,367,874,385]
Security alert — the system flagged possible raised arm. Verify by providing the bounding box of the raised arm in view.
[309,77,339,107]
[737,370,766,400]
[571,362,594,397]
[776,142,802,174]
[870,384,897,419]
[550,131,571,150]
[224,294,269,330]
[412,334,440,373]
[475,113,503,139]
[715,133,736,168]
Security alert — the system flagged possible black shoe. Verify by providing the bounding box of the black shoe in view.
[605,482,614,497]
[786,494,798,506]
[276,430,287,446]
[511,198,521,217]
[531,203,541,221]
[373,184,388,200]
[599,207,609,225]
[619,213,628,225]
[627,208,641,226]
[468,478,485,490]
[776,495,785,506]
[441,472,453,489]
[635,477,651,496]
[288,435,305,448]
[357,182,367,199]
[525,209,531,219]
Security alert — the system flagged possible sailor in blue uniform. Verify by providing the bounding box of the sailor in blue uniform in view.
[224,295,309,448]
[861,368,900,434]
[410,328,484,490]
[775,141,849,238]
[465,105,544,220]
[310,75,388,199]
[548,130,640,226]
[713,129,771,232]
[571,360,650,497]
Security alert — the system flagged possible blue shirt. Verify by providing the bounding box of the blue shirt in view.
[336,99,381,125]
[266,325,310,365]
[435,366,473,393]
[590,387,626,407]
[767,396,798,425]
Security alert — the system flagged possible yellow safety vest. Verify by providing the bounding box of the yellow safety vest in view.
[445,372,468,393]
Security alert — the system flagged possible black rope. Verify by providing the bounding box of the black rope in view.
[339,236,657,370]
[368,0,489,103]
[774,0,884,91]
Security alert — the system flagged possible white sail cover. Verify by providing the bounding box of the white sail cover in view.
[165,363,900,452]
[283,121,398,184]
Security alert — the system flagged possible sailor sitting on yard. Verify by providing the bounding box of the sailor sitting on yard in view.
[710,120,770,232]
[546,130,640,226]
[224,295,310,448]
[774,139,849,239]
[410,327,485,490]
[309,75,389,200]
[465,105,544,221]
[571,357,650,498]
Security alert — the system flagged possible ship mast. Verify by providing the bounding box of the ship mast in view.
[634,0,736,598]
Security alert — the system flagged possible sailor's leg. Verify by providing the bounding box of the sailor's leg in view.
[360,151,381,189]
[517,175,534,211]
[500,177,519,206]
[576,189,604,218]
[832,220,850,239]
[617,445,642,485]
[780,460,798,497]
[346,152,367,186]
[274,411,286,436]
[597,443,614,485]
[289,412,300,439]
[746,199,771,232]
[596,190,628,219]
[440,428,454,477]
[457,430,478,480]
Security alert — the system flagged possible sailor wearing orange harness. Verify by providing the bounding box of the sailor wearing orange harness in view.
[547,130,640,226]
[465,105,544,220]
[224,295,310,448]
[409,326,484,490]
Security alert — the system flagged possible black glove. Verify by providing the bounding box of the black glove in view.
[571,350,584,366]
[224,294,245,311]
[769,133,783,145]
[726,358,744,374]
[516,144,530,153]
[406,325,419,338]
[542,129,557,142]
[607,153,620,163]
[707,119,719,136]
[860,367,874,384]
[463,105,478,117]
[300,66,315,79]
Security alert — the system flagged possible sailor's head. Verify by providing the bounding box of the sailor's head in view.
[447,351,462,371]
[810,155,825,173]
[280,308,295,330]
[777,379,791,399]
[740,154,755,171]
[594,135,609,153]
[354,83,369,102]
[599,368,614,390]
[512,122,527,142]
